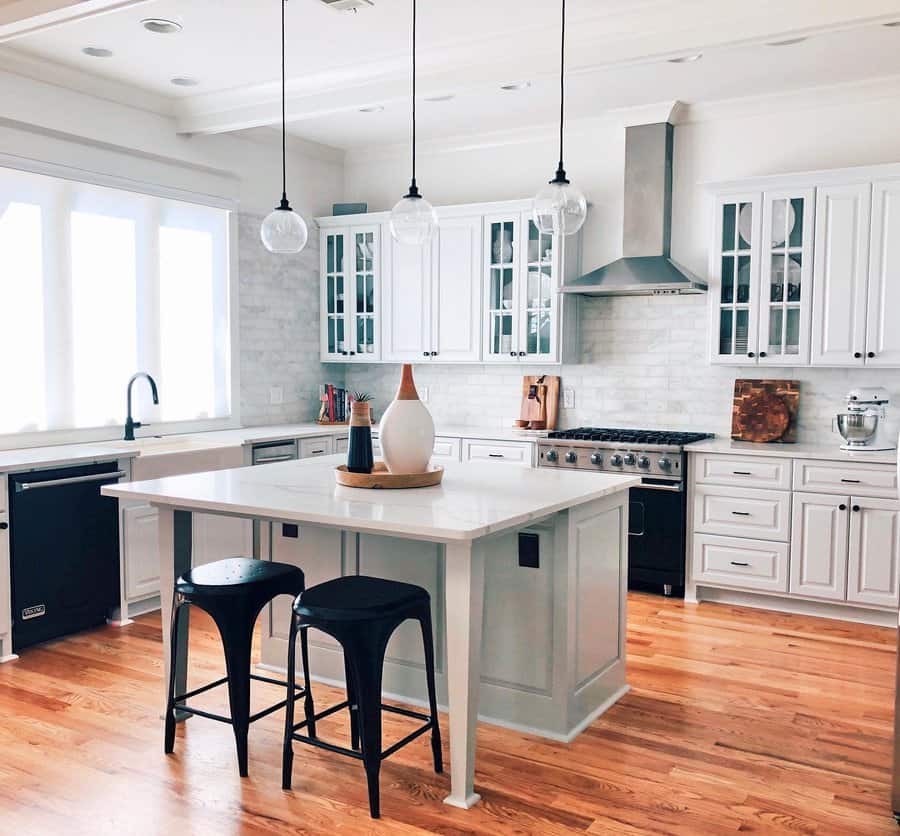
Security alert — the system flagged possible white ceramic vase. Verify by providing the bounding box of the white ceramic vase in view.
[379,364,434,474]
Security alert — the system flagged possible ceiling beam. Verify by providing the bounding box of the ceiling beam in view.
[0,0,153,43]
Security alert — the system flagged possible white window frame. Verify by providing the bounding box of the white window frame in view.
[0,153,241,450]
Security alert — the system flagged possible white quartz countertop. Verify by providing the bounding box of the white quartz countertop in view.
[103,454,640,542]
[0,423,545,474]
[687,437,898,466]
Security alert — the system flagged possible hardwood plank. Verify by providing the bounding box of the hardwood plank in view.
[0,592,896,834]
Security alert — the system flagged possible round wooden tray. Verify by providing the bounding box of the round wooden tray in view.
[334,461,444,489]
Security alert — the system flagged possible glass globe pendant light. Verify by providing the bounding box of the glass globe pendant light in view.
[533,0,587,236]
[261,0,308,254]
[389,0,437,245]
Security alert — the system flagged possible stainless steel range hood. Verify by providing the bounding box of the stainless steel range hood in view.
[561,121,707,296]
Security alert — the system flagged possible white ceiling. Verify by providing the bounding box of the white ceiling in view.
[3,0,900,149]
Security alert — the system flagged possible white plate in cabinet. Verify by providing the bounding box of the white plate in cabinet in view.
[693,485,790,542]
[299,436,334,459]
[790,492,849,601]
[693,453,791,490]
[463,439,533,466]
[692,533,789,592]
[432,436,461,461]
[848,496,900,608]
[792,460,897,498]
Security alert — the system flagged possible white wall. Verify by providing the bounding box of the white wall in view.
[343,89,900,442]
[0,66,346,430]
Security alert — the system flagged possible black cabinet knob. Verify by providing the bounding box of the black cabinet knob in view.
[423,351,430,357]
[854,352,862,359]
[349,351,355,356]
[759,351,767,358]
[853,505,860,512]
[509,351,517,357]
[0,522,7,530]
[430,351,438,356]
[839,504,847,511]
[747,352,755,358]
[518,351,526,357]
[868,351,875,358]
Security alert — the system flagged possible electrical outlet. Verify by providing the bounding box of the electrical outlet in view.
[269,385,284,405]
[420,386,429,402]
[563,387,575,409]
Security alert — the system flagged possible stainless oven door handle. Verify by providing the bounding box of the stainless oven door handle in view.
[254,454,295,463]
[15,470,126,492]
[637,481,683,493]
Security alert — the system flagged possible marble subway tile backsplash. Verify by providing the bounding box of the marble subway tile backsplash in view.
[344,295,900,445]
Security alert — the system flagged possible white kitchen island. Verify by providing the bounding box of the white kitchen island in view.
[103,455,638,810]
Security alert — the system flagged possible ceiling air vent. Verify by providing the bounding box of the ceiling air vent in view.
[319,0,374,11]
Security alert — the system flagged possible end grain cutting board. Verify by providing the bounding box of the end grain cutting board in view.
[731,379,800,443]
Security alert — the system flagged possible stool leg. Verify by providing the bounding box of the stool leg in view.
[299,626,316,740]
[344,653,360,751]
[217,614,254,778]
[164,601,184,755]
[282,615,298,791]
[418,605,443,774]
[346,632,390,819]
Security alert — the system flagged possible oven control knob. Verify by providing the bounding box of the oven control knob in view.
[610,454,623,467]
[658,457,672,471]
[637,455,650,469]
[565,451,578,464]
[545,449,558,463]
[590,452,603,466]
[623,453,636,466]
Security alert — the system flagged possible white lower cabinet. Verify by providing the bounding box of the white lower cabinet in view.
[463,439,534,466]
[123,504,161,601]
[789,492,849,601]
[193,513,253,567]
[692,533,789,592]
[848,497,900,607]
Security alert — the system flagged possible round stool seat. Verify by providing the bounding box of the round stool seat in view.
[295,575,428,622]
[176,557,302,598]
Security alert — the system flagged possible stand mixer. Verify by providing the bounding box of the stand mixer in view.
[834,387,896,451]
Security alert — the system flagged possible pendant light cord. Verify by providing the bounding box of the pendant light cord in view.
[280,0,289,206]
[405,0,420,197]
[553,0,569,184]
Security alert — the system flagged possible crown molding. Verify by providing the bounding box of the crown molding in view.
[236,126,345,166]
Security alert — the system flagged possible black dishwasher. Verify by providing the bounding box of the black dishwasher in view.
[9,461,122,652]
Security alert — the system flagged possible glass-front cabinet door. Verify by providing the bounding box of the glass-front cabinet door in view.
[757,189,814,365]
[710,193,760,363]
[521,215,558,361]
[484,215,521,362]
[320,225,380,361]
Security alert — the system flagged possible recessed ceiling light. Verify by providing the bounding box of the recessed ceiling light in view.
[766,37,808,46]
[500,81,531,91]
[424,94,455,102]
[82,46,113,58]
[170,77,199,87]
[142,18,183,34]
[667,53,702,63]
[359,105,384,113]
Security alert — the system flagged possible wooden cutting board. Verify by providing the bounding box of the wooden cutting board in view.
[732,379,800,443]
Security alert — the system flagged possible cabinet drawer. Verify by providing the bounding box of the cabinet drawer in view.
[693,453,791,490]
[299,436,334,459]
[432,436,461,461]
[793,460,897,498]
[463,439,533,466]
[692,533,789,592]
[694,486,791,542]
[334,435,349,454]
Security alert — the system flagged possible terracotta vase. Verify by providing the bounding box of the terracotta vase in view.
[379,364,434,474]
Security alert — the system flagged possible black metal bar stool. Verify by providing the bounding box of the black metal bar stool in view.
[282,575,442,818]
[164,557,315,777]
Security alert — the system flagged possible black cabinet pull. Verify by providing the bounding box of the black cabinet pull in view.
[733,471,752,476]
[867,351,875,359]
[841,478,860,484]
[731,511,751,516]
[488,453,505,458]
[854,352,862,359]
[852,505,860,512]
[839,504,847,511]
[730,561,750,567]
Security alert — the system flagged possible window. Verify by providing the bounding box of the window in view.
[0,165,233,437]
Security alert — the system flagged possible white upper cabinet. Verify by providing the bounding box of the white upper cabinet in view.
[865,179,900,366]
[810,182,871,367]
[709,190,814,365]
[320,224,381,362]
[381,227,433,363]
[431,214,483,362]
[318,199,581,365]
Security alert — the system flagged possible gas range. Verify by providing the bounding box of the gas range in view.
[538,427,713,481]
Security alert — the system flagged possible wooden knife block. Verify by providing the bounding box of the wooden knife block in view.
[517,375,560,430]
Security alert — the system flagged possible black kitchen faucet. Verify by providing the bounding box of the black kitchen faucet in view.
[124,372,159,441]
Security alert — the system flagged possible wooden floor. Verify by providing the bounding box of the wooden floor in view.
[0,593,897,835]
